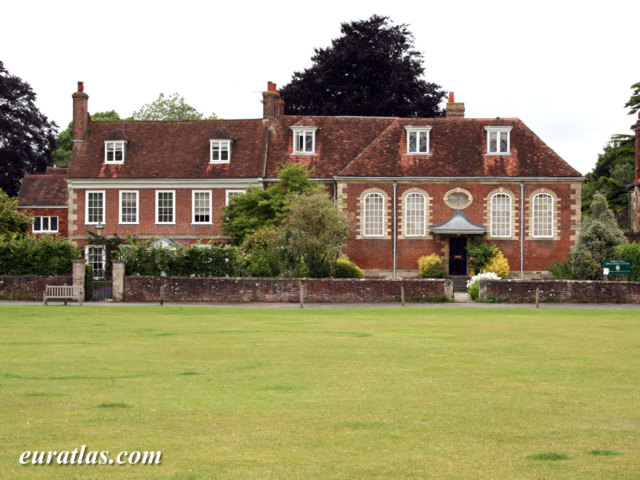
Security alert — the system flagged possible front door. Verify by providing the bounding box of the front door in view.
[449,237,467,275]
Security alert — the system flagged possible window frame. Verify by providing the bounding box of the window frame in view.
[192,190,212,225]
[484,126,512,155]
[85,245,106,279]
[210,140,231,164]
[405,126,432,155]
[118,190,139,225]
[490,192,512,238]
[364,192,385,237]
[404,192,426,237]
[155,190,176,225]
[104,141,126,164]
[532,193,554,238]
[32,215,59,234]
[225,189,246,206]
[291,127,317,155]
[85,190,105,225]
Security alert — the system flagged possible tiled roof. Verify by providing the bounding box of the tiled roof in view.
[67,120,267,179]
[338,118,582,178]
[264,116,395,178]
[18,174,68,206]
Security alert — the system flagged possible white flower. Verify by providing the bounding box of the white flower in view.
[466,271,501,289]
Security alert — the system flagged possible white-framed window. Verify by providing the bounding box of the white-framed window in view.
[485,126,512,155]
[85,191,105,225]
[156,190,175,224]
[405,126,432,155]
[291,127,317,154]
[105,141,126,163]
[119,191,138,224]
[85,245,106,279]
[33,216,59,233]
[533,193,554,238]
[364,192,385,237]
[210,140,231,163]
[192,190,212,224]
[226,189,246,205]
[404,192,426,236]
[490,193,511,237]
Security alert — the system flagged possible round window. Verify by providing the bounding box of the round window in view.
[444,189,472,209]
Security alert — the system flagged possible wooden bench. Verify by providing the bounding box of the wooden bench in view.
[43,285,84,306]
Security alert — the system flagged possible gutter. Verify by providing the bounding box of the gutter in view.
[393,181,397,279]
[520,182,525,279]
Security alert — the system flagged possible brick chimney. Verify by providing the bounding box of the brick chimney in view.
[72,81,89,142]
[445,92,465,118]
[263,81,283,120]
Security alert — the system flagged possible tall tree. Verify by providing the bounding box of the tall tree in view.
[582,82,640,222]
[0,61,56,196]
[132,93,216,121]
[280,15,446,117]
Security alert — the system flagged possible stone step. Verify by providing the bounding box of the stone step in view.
[450,277,470,292]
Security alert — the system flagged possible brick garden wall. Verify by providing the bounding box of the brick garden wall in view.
[0,276,73,301]
[124,277,453,303]
[479,279,640,303]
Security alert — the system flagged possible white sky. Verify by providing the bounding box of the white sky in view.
[2,0,638,175]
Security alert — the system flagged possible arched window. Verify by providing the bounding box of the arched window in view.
[491,193,511,237]
[533,193,553,238]
[405,192,426,236]
[364,193,384,237]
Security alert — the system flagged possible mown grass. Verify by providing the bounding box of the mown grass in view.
[1,305,638,479]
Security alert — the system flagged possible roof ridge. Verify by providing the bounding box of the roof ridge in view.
[338,118,400,176]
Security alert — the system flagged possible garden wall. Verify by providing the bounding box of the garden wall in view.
[0,276,73,301]
[124,276,453,303]
[479,279,640,303]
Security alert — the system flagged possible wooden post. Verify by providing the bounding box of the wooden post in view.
[160,285,165,306]
[299,280,304,308]
[401,286,405,307]
[535,288,540,308]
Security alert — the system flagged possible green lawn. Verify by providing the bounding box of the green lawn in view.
[1,305,638,479]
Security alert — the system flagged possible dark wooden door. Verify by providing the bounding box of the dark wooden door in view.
[449,237,468,275]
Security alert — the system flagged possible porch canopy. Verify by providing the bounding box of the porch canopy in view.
[430,209,487,235]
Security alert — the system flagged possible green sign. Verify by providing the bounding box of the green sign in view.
[603,259,632,274]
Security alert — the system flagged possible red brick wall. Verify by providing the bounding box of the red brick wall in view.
[72,187,235,245]
[0,276,73,300]
[124,277,451,303]
[480,279,640,303]
[343,181,579,274]
[21,208,69,238]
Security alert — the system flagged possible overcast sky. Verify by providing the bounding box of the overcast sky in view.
[2,0,638,175]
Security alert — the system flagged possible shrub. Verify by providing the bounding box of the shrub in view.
[466,237,498,275]
[481,250,510,278]
[612,242,640,281]
[547,254,576,279]
[0,234,80,275]
[417,254,446,278]
[240,225,283,278]
[333,257,364,278]
[466,272,501,301]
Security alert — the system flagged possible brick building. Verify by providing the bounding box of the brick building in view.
[18,82,583,278]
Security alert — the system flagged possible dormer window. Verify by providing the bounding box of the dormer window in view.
[485,126,512,155]
[291,127,317,154]
[210,140,231,163]
[105,141,125,163]
[405,126,432,155]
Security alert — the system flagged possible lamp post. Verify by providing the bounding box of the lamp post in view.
[95,222,104,237]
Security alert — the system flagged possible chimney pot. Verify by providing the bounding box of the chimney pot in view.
[77,81,84,93]
[449,92,454,103]
[268,81,277,92]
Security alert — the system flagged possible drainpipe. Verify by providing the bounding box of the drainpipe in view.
[393,181,398,279]
[520,182,525,280]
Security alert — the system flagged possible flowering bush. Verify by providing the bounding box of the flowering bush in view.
[466,271,501,301]
[417,254,446,278]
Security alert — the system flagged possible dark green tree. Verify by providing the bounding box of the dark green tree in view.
[582,82,639,221]
[280,15,446,117]
[0,61,56,196]
[0,188,32,236]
